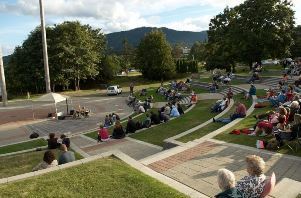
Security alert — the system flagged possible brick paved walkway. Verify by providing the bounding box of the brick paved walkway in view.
[148,140,301,197]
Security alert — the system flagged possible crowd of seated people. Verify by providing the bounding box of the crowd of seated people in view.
[216,155,269,198]
[33,133,75,171]
[248,77,301,148]
[103,113,120,127]
[156,81,190,102]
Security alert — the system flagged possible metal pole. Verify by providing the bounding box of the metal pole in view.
[0,46,8,107]
[39,0,51,93]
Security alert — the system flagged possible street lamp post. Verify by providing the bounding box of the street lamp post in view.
[0,46,8,107]
[39,0,51,93]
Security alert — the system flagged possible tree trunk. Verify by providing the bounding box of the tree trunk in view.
[52,84,55,92]
[249,61,253,71]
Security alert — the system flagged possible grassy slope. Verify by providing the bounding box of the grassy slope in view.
[0,157,187,198]
[130,100,217,146]
[177,94,253,143]
[0,139,47,155]
[0,149,83,179]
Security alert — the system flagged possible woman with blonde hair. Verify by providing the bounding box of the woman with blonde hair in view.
[215,169,242,198]
[236,155,266,198]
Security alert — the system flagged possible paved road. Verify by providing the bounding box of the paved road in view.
[0,95,132,146]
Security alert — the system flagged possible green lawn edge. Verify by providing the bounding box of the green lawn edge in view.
[130,100,218,146]
[0,157,188,198]
[0,139,47,155]
[0,149,83,179]
[177,94,253,143]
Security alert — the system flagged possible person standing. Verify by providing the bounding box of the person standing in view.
[130,82,134,94]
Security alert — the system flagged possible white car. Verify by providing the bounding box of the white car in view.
[107,85,122,95]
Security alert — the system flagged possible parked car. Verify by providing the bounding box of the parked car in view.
[107,85,122,95]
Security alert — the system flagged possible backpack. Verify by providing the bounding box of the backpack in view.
[266,138,279,150]
[29,132,39,139]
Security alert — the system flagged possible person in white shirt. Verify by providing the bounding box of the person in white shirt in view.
[32,150,58,171]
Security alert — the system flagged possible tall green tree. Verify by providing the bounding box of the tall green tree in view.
[6,21,106,94]
[51,21,106,90]
[206,0,295,70]
[189,41,207,62]
[136,30,175,80]
[291,25,301,58]
[99,55,121,80]
[120,38,135,71]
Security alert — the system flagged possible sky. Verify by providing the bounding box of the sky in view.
[0,0,301,56]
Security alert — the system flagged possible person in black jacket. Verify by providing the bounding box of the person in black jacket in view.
[177,103,184,115]
[126,116,136,133]
[60,134,70,149]
[47,133,60,149]
[150,111,160,124]
[112,121,125,139]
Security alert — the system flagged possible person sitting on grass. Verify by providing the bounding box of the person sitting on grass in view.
[47,133,60,149]
[32,150,58,171]
[177,103,184,115]
[111,121,125,139]
[58,144,75,165]
[227,88,234,100]
[211,97,229,113]
[142,113,152,128]
[97,123,109,142]
[236,155,266,198]
[126,116,136,133]
[104,115,111,127]
[213,102,246,124]
[269,90,286,107]
[245,84,256,99]
[150,111,161,124]
[249,119,274,137]
[215,168,243,198]
[60,134,70,149]
[138,105,146,113]
[170,103,180,118]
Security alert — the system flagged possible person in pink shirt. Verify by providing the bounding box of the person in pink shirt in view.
[98,123,109,142]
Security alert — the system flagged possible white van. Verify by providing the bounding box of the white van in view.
[107,85,122,95]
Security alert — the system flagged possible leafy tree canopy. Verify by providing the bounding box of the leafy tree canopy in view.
[135,30,176,80]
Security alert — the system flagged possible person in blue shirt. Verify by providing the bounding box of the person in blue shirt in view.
[269,90,286,107]
[170,104,180,118]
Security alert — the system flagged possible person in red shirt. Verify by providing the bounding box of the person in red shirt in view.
[98,123,109,142]
[214,102,246,123]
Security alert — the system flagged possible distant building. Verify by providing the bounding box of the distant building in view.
[182,47,190,56]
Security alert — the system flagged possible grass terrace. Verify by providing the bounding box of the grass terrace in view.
[0,149,83,179]
[130,100,218,146]
[0,139,47,155]
[0,157,188,198]
[214,106,301,157]
[177,94,253,143]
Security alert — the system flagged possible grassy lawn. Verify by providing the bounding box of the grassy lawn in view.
[0,149,83,179]
[177,94,253,143]
[0,157,187,198]
[130,100,218,146]
[0,139,47,155]
[199,77,212,83]
[191,85,209,94]
[214,106,301,157]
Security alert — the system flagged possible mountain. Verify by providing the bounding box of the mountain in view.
[106,27,207,53]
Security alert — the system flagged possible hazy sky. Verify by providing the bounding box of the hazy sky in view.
[1,0,300,56]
